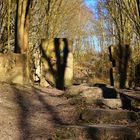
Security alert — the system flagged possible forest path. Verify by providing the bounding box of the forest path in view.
[0,82,140,140]
[0,82,78,140]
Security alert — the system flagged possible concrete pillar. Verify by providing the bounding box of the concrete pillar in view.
[41,38,73,89]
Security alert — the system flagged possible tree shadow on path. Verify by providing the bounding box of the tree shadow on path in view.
[12,85,65,140]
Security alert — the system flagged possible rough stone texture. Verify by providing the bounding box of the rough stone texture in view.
[96,99,123,109]
[0,82,139,139]
[0,53,28,84]
[80,108,140,124]
[108,45,132,88]
[64,52,73,87]
[56,124,135,140]
[80,87,103,99]
[66,85,103,104]
[66,84,89,95]
[130,122,140,140]
[67,85,102,95]
[41,38,73,88]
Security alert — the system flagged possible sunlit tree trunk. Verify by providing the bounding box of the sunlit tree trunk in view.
[15,0,30,54]
[7,0,11,51]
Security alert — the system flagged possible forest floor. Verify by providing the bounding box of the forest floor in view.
[0,82,140,140]
[0,82,82,140]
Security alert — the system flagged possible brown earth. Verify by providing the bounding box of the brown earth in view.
[0,82,139,140]
[0,82,80,140]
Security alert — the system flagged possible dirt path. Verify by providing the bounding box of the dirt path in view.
[0,82,78,140]
[1,82,140,140]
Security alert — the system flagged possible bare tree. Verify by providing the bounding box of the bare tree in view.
[15,0,31,53]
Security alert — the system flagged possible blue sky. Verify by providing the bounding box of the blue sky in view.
[83,0,101,51]
[84,0,97,8]
[83,0,97,16]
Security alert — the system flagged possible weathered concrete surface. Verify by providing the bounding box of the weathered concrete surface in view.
[66,84,90,95]
[96,99,123,109]
[0,53,28,84]
[64,52,73,87]
[0,82,139,140]
[80,88,103,103]
[80,108,140,124]
[119,89,140,101]
[66,85,103,97]
[41,38,73,88]
[56,124,135,140]
[66,84,104,104]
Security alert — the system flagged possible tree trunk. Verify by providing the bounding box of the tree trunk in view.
[15,0,30,54]
[7,0,11,51]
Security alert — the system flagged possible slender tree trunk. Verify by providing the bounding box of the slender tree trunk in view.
[136,0,140,17]
[8,0,11,51]
[15,0,30,54]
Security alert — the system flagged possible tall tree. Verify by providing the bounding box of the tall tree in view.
[7,0,11,51]
[0,0,8,50]
[15,0,31,53]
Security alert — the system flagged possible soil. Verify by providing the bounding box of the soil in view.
[0,82,139,140]
[0,82,79,140]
